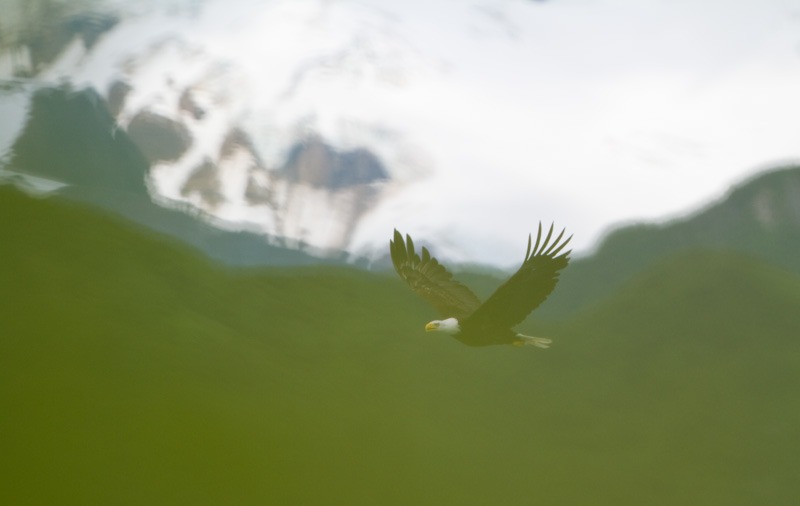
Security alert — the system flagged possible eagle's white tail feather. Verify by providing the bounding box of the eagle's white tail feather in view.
[513,333,552,348]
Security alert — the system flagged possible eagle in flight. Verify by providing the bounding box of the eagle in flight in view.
[390,223,571,347]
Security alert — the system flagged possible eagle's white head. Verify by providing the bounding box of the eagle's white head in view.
[425,317,461,335]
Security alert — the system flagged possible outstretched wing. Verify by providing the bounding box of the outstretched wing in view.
[464,223,571,330]
[390,230,482,319]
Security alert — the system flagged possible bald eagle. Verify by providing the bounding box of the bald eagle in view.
[390,223,571,347]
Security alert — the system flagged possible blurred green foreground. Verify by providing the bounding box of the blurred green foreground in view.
[2,186,799,505]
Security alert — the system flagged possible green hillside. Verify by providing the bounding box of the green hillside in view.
[2,186,799,505]
[562,250,800,504]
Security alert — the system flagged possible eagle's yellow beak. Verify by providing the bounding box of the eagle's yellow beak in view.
[425,322,439,332]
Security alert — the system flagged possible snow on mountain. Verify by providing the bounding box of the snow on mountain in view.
[17,0,452,257]
[3,0,800,265]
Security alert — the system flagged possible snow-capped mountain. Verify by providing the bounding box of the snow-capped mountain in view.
[2,0,800,266]
[19,0,445,257]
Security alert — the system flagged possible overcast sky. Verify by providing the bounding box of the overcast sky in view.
[344,0,800,262]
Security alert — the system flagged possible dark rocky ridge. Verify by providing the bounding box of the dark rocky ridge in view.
[127,111,192,164]
[9,85,148,195]
[538,165,800,320]
[181,159,226,208]
[281,135,388,190]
